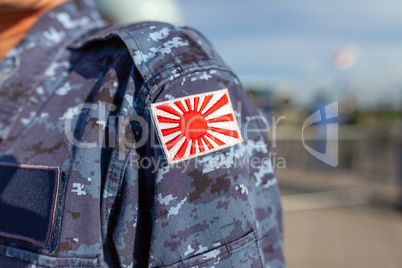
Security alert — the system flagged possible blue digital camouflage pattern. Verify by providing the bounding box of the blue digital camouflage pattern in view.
[0,0,285,267]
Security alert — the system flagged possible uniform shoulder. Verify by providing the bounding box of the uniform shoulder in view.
[71,21,227,85]
[70,21,202,51]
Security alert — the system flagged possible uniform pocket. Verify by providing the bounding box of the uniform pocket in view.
[0,162,99,267]
[161,231,263,268]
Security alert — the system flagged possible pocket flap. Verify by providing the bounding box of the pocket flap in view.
[161,231,262,267]
[0,162,65,251]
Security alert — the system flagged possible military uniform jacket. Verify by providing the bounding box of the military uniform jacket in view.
[0,0,285,267]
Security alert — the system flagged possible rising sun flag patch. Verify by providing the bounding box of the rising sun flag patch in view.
[151,88,243,164]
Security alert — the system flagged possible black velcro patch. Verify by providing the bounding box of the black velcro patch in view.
[0,162,64,250]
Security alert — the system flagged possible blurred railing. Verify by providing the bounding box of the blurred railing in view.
[271,125,401,206]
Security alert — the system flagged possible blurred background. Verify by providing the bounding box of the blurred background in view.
[94,0,402,267]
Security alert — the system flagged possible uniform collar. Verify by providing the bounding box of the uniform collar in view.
[0,0,106,140]
[0,0,105,82]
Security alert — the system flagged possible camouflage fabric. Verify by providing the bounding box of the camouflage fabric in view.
[0,0,285,267]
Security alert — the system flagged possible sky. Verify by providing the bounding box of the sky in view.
[177,0,402,108]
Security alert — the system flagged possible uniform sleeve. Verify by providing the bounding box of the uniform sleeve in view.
[116,22,286,268]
